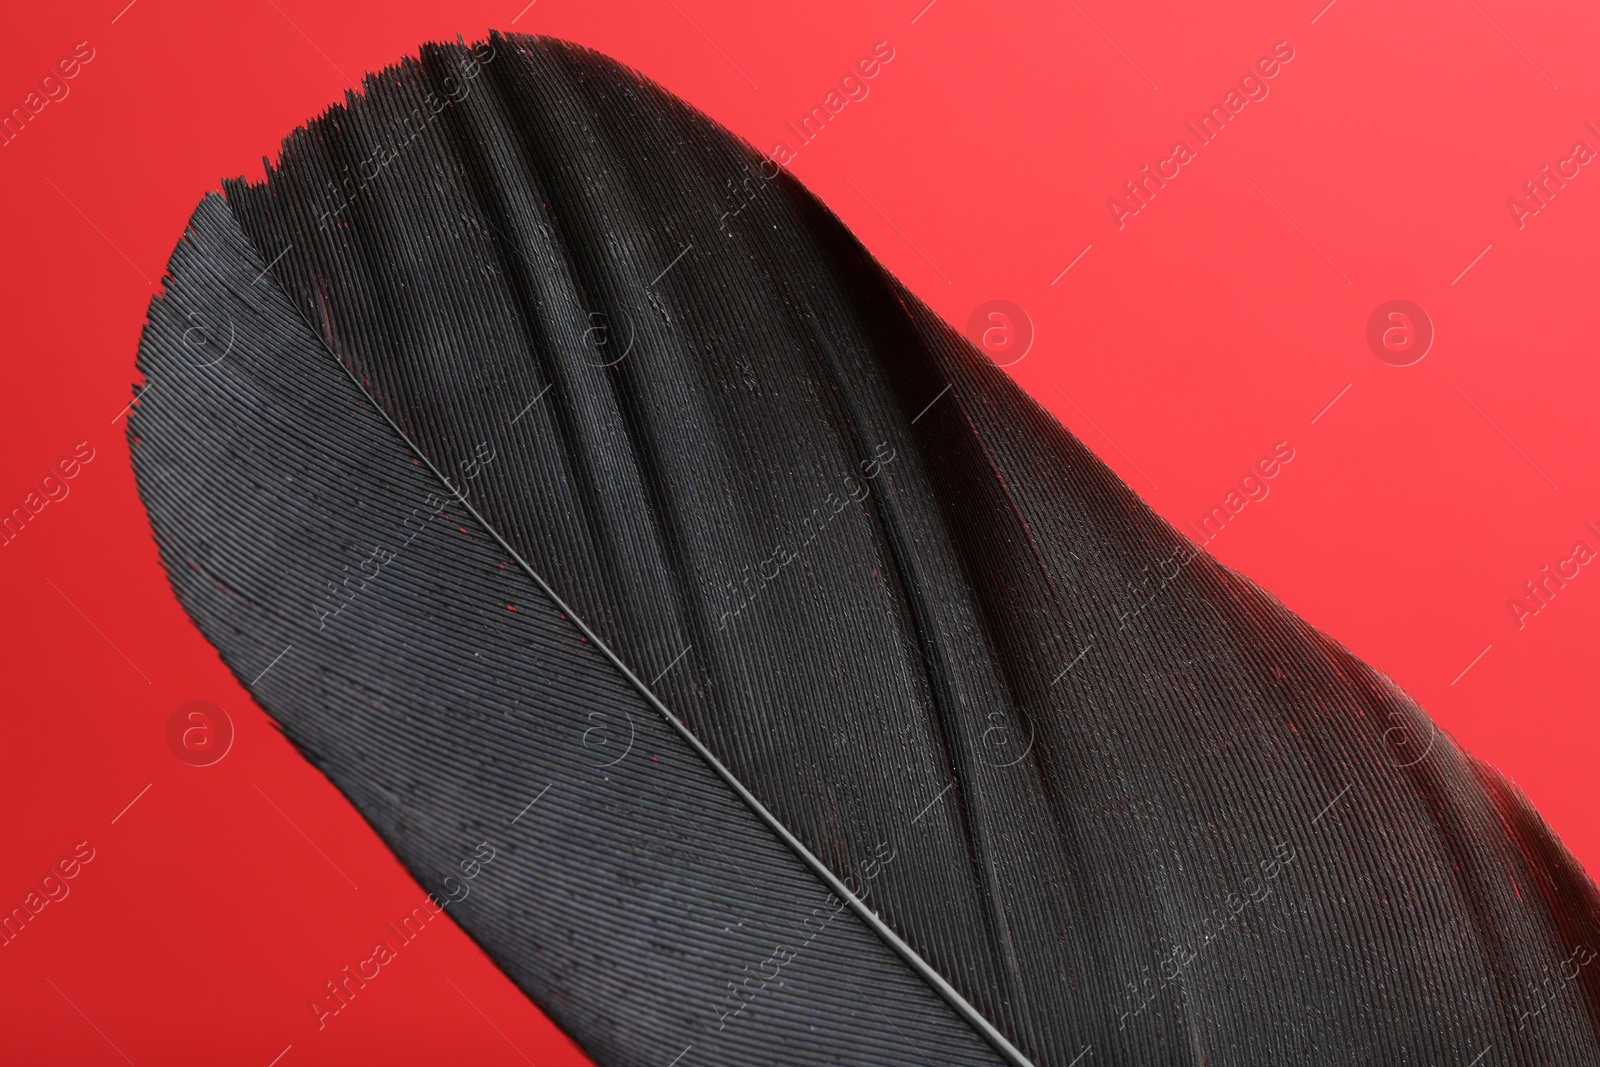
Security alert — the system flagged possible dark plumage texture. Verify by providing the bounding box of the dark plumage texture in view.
[131,32,1600,1067]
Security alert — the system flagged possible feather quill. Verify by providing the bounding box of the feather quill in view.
[131,32,1600,1066]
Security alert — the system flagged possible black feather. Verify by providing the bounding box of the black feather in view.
[131,31,1600,1066]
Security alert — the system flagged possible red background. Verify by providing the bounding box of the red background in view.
[2,0,1596,1062]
